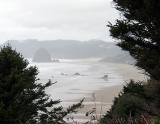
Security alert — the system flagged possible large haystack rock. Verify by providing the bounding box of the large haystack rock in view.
[33,48,52,62]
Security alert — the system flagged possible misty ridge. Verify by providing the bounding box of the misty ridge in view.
[4,39,135,64]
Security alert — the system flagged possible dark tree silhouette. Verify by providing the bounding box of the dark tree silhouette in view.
[0,45,83,124]
[108,0,160,80]
[100,0,160,123]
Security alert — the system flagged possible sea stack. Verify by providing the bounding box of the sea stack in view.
[33,48,52,62]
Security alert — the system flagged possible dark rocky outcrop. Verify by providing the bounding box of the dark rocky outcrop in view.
[33,48,52,62]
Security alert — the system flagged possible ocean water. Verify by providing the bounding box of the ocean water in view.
[29,59,123,102]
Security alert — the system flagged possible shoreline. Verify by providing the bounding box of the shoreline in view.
[64,62,147,123]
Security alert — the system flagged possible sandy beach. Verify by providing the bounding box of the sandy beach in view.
[31,59,148,123]
[64,62,147,123]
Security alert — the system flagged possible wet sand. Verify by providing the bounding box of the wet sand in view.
[64,63,148,123]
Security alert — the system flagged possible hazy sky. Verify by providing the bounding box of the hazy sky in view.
[0,0,119,43]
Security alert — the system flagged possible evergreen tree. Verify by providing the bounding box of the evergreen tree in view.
[100,0,160,123]
[108,0,160,80]
[0,45,83,124]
